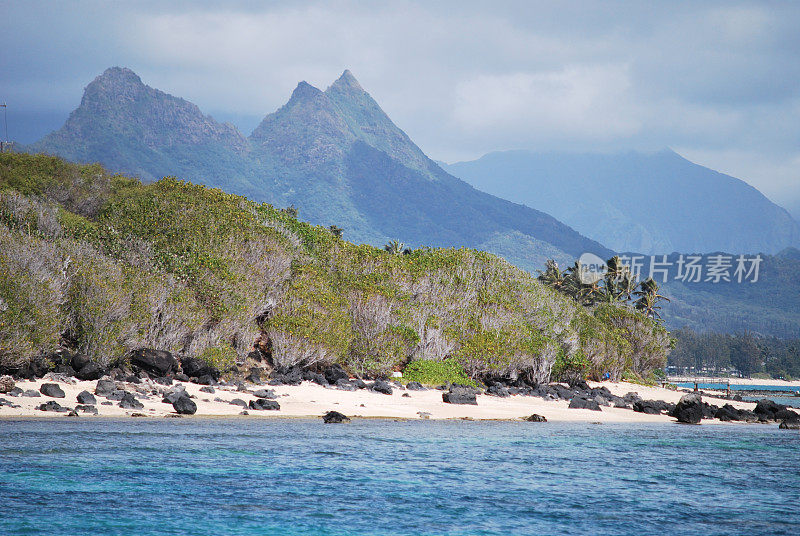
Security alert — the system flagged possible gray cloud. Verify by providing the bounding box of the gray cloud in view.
[2,0,799,214]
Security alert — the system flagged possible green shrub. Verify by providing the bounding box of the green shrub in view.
[402,358,477,387]
[198,345,238,372]
[550,349,590,384]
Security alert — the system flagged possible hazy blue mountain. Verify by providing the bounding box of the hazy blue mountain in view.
[446,150,800,255]
[27,67,611,268]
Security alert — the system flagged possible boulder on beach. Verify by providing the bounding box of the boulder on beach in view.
[779,419,800,430]
[229,398,248,407]
[162,385,187,405]
[268,366,302,386]
[324,364,349,385]
[130,348,178,376]
[253,388,277,399]
[0,375,15,393]
[75,362,104,381]
[486,384,510,398]
[633,399,670,415]
[335,378,357,391]
[568,397,601,411]
[303,370,328,386]
[95,379,117,396]
[180,356,217,380]
[75,404,98,415]
[442,385,478,405]
[199,386,215,394]
[322,410,350,423]
[173,394,197,415]
[119,392,144,410]
[524,414,547,422]
[76,391,97,405]
[405,381,425,391]
[38,400,69,412]
[672,393,703,424]
[369,380,393,395]
[249,398,280,411]
[40,383,65,398]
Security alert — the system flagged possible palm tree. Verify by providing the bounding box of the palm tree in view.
[384,240,411,255]
[537,260,567,291]
[633,278,671,320]
[329,225,343,238]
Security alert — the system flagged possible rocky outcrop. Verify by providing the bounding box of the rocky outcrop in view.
[40,383,65,398]
[38,400,70,412]
[754,399,800,422]
[442,385,478,405]
[162,385,187,405]
[568,397,601,411]
[323,364,349,385]
[249,398,280,411]
[74,362,104,381]
[405,382,425,391]
[95,379,117,396]
[76,391,97,405]
[322,410,350,423]
[173,395,197,415]
[130,348,178,376]
[118,392,144,410]
[485,384,510,397]
[0,375,15,393]
[253,389,277,399]
[524,414,547,422]
[672,393,703,424]
[180,356,217,380]
[268,366,302,386]
[633,399,672,415]
[369,380,393,395]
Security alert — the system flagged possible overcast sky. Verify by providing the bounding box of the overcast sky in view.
[3,0,799,216]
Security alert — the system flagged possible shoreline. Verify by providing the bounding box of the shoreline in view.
[669,376,800,387]
[0,376,782,425]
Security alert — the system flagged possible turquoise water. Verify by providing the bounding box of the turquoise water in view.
[1,419,799,535]
[675,383,800,408]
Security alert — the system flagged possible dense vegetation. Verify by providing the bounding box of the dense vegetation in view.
[670,327,800,380]
[0,153,671,384]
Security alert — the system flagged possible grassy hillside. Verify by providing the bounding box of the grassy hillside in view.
[0,153,669,383]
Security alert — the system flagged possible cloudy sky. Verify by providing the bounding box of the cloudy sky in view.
[3,0,800,216]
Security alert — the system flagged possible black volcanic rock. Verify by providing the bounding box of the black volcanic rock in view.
[322,410,350,423]
[40,383,65,398]
[130,348,177,376]
[442,385,477,405]
[173,395,197,415]
[672,393,703,424]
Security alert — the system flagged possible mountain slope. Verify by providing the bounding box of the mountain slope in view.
[446,150,800,255]
[248,71,612,263]
[29,67,611,268]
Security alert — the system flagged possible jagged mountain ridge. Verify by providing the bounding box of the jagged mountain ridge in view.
[445,150,800,255]
[28,67,611,267]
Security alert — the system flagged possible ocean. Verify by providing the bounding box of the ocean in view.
[1,419,798,535]
[675,383,800,408]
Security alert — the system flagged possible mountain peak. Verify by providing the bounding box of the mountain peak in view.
[289,80,324,102]
[97,66,143,85]
[329,69,363,92]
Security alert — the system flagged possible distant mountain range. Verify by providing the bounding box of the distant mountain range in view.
[445,150,800,255]
[28,67,609,269]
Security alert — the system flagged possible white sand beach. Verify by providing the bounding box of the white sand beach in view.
[0,376,766,423]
